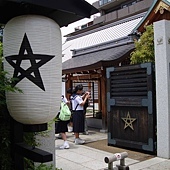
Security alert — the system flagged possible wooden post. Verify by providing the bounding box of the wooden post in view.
[100,68,107,131]
[66,74,72,98]
[10,117,24,170]
[98,80,102,112]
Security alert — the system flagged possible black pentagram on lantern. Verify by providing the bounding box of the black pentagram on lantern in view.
[5,33,55,91]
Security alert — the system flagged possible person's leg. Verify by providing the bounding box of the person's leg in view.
[59,121,70,149]
[69,121,73,128]
[74,132,79,138]
[68,121,73,132]
[68,113,73,132]
[61,132,67,141]
[74,111,85,144]
[74,132,85,144]
[84,114,89,135]
[57,133,62,139]
[60,132,69,149]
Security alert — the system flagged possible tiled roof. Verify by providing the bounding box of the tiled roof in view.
[62,42,135,74]
[62,13,145,62]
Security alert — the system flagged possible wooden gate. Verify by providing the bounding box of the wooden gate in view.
[106,62,156,153]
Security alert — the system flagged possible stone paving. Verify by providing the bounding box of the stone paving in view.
[55,128,170,170]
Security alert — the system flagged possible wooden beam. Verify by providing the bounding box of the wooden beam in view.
[23,123,47,132]
[15,143,53,163]
[70,74,101,80]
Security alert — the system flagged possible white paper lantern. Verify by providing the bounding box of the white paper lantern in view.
[3,15,62,124]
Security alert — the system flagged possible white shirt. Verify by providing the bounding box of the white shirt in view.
[61,95,68,104]
[71,95,84,111]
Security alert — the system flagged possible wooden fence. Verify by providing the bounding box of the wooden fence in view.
[106,62,156,153]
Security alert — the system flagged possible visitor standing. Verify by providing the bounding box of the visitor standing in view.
[72,84,90,144]
[55,95,70,149]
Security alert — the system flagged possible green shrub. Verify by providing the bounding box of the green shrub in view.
[130,24,154,64]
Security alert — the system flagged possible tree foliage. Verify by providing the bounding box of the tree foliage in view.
[0,41,13,170]
[0,41,22,170]
[130,24,155,64]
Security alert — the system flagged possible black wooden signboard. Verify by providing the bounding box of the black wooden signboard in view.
[106,62,156,153]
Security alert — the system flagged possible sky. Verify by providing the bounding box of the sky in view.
[61,0,98,43]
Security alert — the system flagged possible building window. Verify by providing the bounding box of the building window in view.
[121,0,142,9]
[99,0,112,6]
[99,0,142,7]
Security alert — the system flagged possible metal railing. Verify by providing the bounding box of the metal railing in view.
[104,152,129,170]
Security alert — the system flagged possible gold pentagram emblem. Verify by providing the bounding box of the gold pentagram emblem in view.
[121,112,136,130]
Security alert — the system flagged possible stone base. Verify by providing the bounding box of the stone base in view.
[86,117,102,129]
[100,129,108,133]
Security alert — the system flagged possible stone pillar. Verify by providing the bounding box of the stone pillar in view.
[154,20,170,158]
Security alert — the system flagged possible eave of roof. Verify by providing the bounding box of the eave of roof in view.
[132,0,170,33]
[0,0,98,27]
[62,42,135,75]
